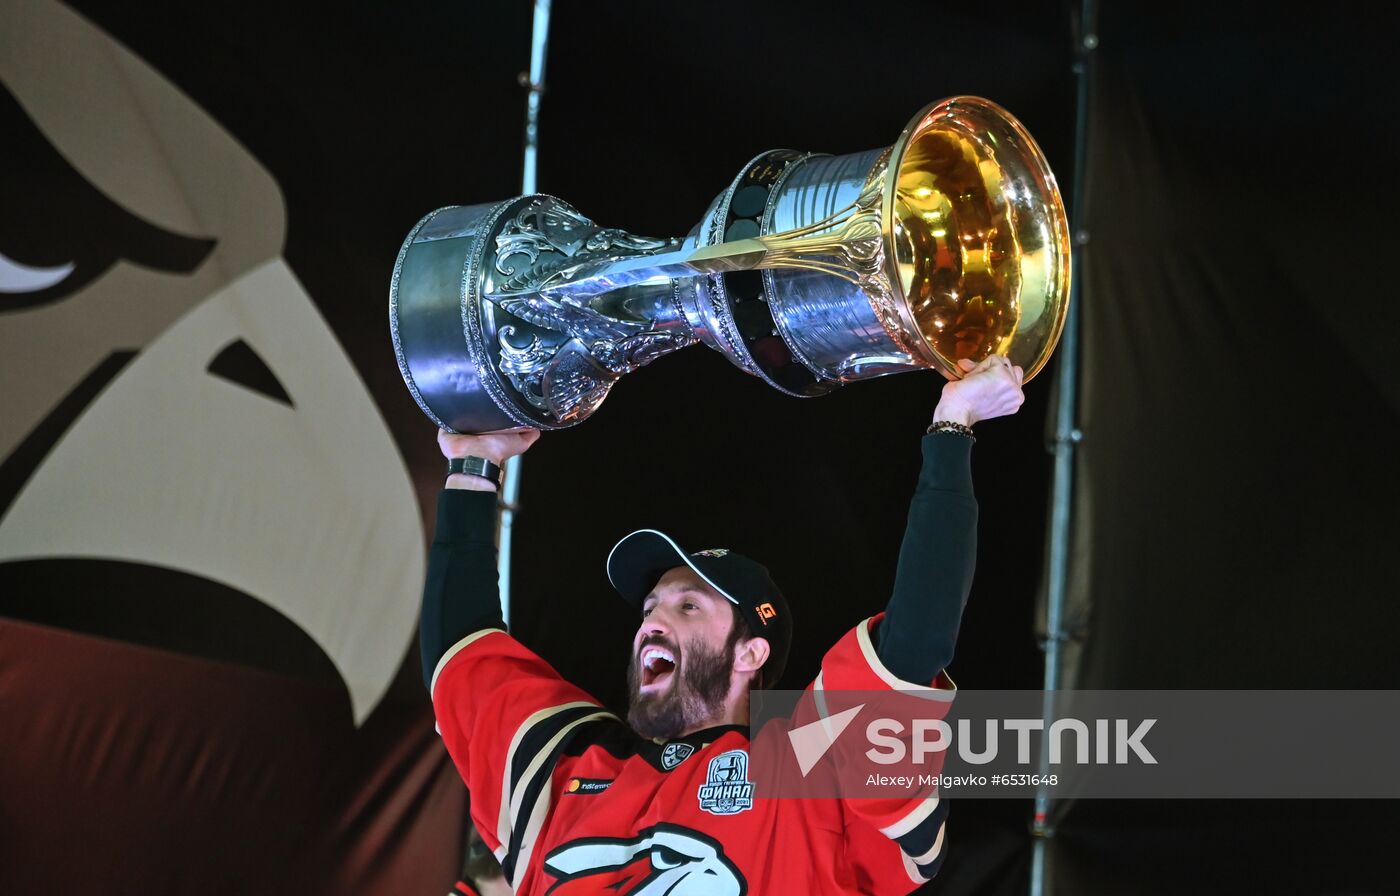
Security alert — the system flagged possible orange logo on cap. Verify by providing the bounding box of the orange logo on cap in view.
[756,602,777,624]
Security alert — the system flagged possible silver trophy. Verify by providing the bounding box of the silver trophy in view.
[390,97,1070,433]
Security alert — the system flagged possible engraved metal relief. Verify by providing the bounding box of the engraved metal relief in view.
[491,292,644,344]
[494,202,670,289]
[483,198,696,419]
[593,329,695,374]
[496,326,556,409]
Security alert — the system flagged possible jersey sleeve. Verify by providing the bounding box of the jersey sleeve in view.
[419,489,506,689]
[815,613,955,887]
[431,630,618,887]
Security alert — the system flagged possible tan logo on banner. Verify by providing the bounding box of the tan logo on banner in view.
[0,0,423,725]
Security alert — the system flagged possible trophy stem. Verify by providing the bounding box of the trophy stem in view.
[529,184,887,304]
[530,241,768,301]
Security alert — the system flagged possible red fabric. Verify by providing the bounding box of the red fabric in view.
[432,619,953,895]
[0,619,464,895]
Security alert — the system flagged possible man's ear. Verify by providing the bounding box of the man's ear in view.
[734,636,771,678]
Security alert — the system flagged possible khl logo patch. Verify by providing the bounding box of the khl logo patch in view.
[661,742,695,771]
[697,749,754,816]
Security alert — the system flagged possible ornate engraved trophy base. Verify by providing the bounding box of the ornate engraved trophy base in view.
[390,97,1071,433]
[390,196,692,432]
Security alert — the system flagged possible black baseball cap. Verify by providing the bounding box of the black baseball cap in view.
[607,529,792,686]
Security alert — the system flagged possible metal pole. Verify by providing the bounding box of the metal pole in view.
[1030,2,1097,894]
[499,0,553,626]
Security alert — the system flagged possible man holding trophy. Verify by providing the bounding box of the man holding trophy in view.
[423,354,1023,894]
[397,98,1070,892]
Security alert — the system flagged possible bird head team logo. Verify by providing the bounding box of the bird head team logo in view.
[0,0,421,725]
[543,824,746,896]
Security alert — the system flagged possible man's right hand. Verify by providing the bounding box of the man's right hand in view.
[438,428,541,492]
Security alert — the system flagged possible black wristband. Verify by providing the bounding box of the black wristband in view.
[447,455,503,488]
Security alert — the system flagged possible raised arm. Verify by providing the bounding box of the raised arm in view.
[419,428,540,689]
[874,356,1025,683]
[422,427,621,884]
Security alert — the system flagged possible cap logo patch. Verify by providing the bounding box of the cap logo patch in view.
[694,549,729,558]
[755,602,777,624]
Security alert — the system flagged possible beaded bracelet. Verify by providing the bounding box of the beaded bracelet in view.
[926,420,975,441]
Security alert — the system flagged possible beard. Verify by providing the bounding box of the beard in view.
[626,629,739,740]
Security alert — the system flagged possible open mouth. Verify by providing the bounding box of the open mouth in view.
[639,645,677,691]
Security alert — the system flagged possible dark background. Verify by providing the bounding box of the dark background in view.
[17,0,1400,892]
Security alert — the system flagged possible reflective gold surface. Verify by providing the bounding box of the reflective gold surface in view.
[886,98,1070,381]
[515,97,1071,385]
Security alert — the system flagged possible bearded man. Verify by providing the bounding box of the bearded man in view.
[420,356,1025,894]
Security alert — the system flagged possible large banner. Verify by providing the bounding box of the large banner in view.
[1,2,454,892]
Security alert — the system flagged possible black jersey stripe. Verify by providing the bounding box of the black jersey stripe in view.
[502,714,619,883]
[559,715,646,760]
[908,837,947,881]
[894,795,949,861]
[906,822,948,880]
[498,703,616,880]
[506,704,604,805]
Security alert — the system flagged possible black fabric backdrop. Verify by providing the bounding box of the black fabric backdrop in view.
[1051,2,1400,892]
[2,0,1397,893]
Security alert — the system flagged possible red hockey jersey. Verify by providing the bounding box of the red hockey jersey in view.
[431,615,953,894]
